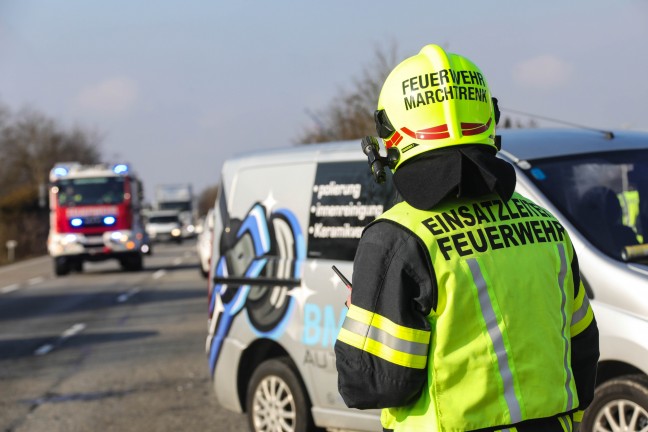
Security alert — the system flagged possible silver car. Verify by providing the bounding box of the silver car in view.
[498,128,648,430]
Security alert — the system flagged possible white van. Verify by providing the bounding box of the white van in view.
[206,129,648,432]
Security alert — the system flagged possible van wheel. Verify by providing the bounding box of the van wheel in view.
[582,374,648,432]
[246,357,318,432]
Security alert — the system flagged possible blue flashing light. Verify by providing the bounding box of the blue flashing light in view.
[70,218,83,227]
[53,167,69,177]
[103,216,116,226]
[112,164,129,175]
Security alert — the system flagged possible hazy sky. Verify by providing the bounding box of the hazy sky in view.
[1,1,646,201]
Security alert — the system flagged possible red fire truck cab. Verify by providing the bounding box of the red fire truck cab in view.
[47,162,149,276]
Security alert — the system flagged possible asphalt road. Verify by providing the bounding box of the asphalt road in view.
[0,240,248,432]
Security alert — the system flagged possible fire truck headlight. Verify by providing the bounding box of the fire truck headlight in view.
[62,234,80,245]
[70,218,83,227]
[103,216,116,226]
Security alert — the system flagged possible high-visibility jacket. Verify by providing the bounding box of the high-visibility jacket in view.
[618,190,643,242]
[336,192,597,432]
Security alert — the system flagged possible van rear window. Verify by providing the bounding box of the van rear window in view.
[307,161,398,260]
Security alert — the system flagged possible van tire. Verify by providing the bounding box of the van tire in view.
[246,357,319,432]
[582,374,648,431]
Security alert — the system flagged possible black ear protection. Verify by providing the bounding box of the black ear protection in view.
[492,97,502,151]
[361,136,399,184]
[492,97,500,125]
[374,109,395,139]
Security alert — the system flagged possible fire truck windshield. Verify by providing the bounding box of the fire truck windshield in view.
[56,177,126,206]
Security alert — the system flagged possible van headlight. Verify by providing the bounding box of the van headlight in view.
[103,231,136,250]
[171,228,181,237]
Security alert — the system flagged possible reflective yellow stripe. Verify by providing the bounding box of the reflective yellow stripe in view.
[346,305,430,344]
[337,328,428,368]
[571,283,594,337]
[558,414,572,432]
[573,410,584,422]
[338,305,430,369]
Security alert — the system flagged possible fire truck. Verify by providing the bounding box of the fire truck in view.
[47,162,149,276]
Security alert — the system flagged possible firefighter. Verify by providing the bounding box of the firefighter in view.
[334,44,599,432]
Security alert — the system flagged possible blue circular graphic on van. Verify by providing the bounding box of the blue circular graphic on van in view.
[208,203,304,374]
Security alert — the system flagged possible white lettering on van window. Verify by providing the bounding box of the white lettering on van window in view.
[313,181,361,200]
[308,223,364,238]
[311,202,383,221]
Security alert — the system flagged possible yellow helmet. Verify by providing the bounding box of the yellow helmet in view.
[375,44,498,171]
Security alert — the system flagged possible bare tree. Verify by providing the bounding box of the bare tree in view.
[295,43,540,145]
[0,104,102,264]
[499,116,538,129]
[295,42,400,144]
[197,184,219,217]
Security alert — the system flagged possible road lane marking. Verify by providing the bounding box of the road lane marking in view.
[34,323,87,356]
[1,284,21,294]
[61,323,86,338]
[117,287,141,303]
[153,270,166,279]
[34,344,54,356]
[173,258,183,265]
[28,277,44,285]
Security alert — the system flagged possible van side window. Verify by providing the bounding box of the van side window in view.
[307,161,398,261]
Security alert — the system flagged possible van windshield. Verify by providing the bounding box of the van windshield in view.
[148,215,179,224]
[526,149,648,262]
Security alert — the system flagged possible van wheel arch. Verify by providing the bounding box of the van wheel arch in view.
[596,360,644,386]
[237,339,292,412]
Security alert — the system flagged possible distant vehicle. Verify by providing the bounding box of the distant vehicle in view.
[47,162,147,275]
[205,129,648,432]
[154,183,197,238]
[196,208,215,278]
[145,210,183,244]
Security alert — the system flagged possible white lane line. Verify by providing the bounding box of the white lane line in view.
[172,258,182,266]
[117,287,141,303]
[152,270,166,279]
[34,344,54,356]
[61,323,86,338]
[34,323,86,356]
[1,284,21,294]
[28,277,45,285]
